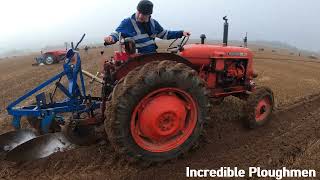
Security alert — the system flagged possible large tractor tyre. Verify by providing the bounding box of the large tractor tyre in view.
[105,60,210,163]
[243,86,274,129]
[44,54,56,65]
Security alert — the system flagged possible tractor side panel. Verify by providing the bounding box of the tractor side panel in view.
[215,59,225,71]
[180,57,210,66]
[206,73,217,88]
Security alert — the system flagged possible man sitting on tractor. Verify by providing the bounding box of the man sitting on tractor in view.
[104,0,191,54]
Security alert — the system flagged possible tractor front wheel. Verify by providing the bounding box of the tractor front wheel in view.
[243,86,274,128]
[105,60,210,163]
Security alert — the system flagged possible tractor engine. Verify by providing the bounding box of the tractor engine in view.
[218,60,246,86]
[179,44,254,95]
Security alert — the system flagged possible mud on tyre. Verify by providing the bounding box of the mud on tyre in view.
[105,60,210,163]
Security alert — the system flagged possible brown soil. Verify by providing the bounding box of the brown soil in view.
[1,44,320,179]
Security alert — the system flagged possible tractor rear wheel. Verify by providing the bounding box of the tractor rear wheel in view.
[105,60,210,163]
[243,86,274,128]
[44,54,55,65]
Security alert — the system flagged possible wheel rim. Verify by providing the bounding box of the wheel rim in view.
[46,56,54,64]
[255,96,272,122]
[131,88,198,153]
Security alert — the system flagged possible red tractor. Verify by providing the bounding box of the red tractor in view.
[35,49,67,65]
[99,17,274,163]
[1,17,274,163]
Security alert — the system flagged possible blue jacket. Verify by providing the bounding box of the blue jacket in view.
[110,13,183,54]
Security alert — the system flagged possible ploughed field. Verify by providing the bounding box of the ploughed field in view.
[0,43,320,179]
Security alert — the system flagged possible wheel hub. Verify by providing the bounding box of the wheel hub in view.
[139,95,186,140]
[131,88,197,152]
[255,97,271,122]
[46,56,54,64]
[158,112,177,133]
[260,105,266,114]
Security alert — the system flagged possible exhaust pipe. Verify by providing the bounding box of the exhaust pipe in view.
[223,16,229,46]
[243,32,248,48]
[200,34,206,44]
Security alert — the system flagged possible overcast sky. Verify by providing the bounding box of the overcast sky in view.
[0,0,319,53]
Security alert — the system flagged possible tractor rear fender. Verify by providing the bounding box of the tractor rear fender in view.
[114,53,197,81]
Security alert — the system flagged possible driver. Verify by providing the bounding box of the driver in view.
[104,0,190,54]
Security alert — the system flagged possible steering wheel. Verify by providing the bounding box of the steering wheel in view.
[167,36,189,52]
